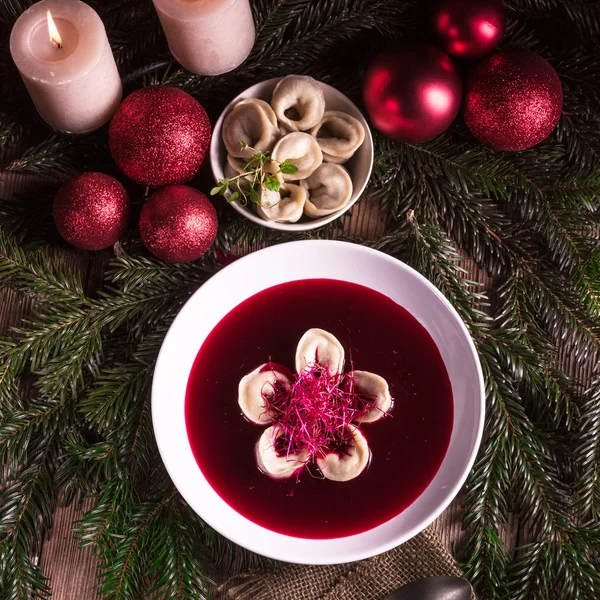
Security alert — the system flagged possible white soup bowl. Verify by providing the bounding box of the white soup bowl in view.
[152,240,484,564]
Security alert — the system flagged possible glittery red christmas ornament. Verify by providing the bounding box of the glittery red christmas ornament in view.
[362,44,462,143]
[463,50,563,151]
[140,185,218,263]
[54,173,130,251]
[431,0,505,59]
[109,86,211,187]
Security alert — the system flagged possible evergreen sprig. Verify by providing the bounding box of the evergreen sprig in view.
[1,0,600,598]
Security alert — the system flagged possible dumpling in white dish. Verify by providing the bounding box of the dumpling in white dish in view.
[264,159,284,185]
[226,154,247,174]
[225,156,285,199]
[224,155,253,191]
[256,425,309,479]
[272,132,323,181]
[271,75,326,132]
[302,163,353,218]
[316,425,370,482]
[295,328,345,375]
[348,370,393,423]
[223,101,280,158]
[226,155,283,186]
[279,122,294,137]
[257,183,307,223]
[310,111,365,163]
[233,98,278,127]
[238,363,292,425]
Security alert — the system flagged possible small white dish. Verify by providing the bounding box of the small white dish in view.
[210,77,374,231]
[152,240,485,564]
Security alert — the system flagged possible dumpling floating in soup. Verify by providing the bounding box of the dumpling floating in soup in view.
[238,363,292,425]
[295,327,345,375]
[316,425,371,482]
[346,370,393,423]
[256,425,309,479]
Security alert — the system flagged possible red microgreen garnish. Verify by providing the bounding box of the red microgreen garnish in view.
[264,363,377,462]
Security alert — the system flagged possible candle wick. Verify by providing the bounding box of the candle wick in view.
[57,42,63,50]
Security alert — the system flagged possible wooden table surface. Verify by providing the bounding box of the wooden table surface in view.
[1,170,519,599]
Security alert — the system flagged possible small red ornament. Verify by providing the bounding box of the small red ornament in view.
[54,173,130,250]
[463,50,563,151]
[140,185,218,263]
[362,44,462,143]
[431,0,505,59]
[109,86,211,187]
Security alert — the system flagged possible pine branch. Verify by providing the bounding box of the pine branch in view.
[148,505,212,600]
[0,432,59,600]
[0,112,22,154]
[494,278,581,429]
[381,217,489,330]
[0,189,57,246]
[460,525,509,600]
[0,542,51,600]
[522,268,600,363]
[0,230,86,304]
[73,477,135,551]
[106,252,216,294]
[4,135,102,179]
[505,539,554,600]
[575,375,600,520]
[0,400,63,475]
[79,339,156,434]
[556,113,600,173]
[98,493,176,600]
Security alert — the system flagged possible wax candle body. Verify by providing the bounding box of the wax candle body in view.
[153,0,255,76]
[10,0,122,134]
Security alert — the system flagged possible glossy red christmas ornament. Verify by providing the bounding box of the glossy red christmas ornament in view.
[463,50,563,151]
[140,185,218,263]
[54,172,130,250]
[109,86,211,187]
[432,0,505,58]
[362,45,462,143]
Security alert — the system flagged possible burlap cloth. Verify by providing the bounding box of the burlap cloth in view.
[221,526,475,600]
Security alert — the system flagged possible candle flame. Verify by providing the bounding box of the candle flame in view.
[46,10,63,48]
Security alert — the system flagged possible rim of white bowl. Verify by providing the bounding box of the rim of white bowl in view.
[209,77,374,231]
[152,240,485,564]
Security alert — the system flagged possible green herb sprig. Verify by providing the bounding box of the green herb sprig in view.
[211,142,298,207]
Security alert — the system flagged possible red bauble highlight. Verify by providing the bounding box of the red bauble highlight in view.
[362,45,462,143]
[54,172,130,251]
[140,185,218,263]
[463,50,563,151]
[432,0,505,59]
[109,86,211,187]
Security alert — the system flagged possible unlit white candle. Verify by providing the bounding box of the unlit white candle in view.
[153,0,255,76]
[10,0,122,134]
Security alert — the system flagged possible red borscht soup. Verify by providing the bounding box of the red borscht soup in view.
[185,279,453,539]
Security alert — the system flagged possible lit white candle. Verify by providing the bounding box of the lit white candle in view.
[153,0,255,76]
[10,0,122,134]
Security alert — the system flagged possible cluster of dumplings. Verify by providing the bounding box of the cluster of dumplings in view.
[222,75,366,223]
[238,328,393,482]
